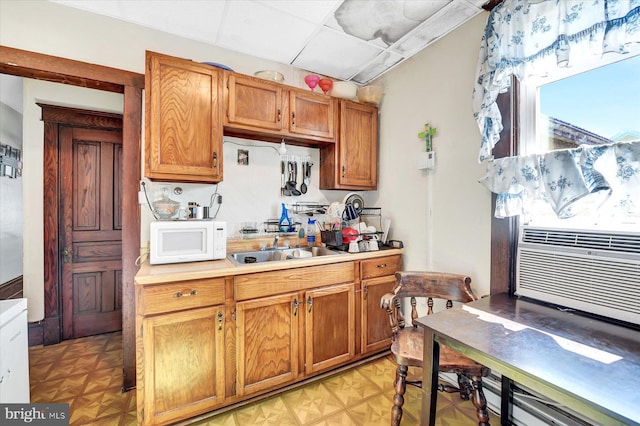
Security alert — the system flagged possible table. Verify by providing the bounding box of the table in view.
[415,293,640,426]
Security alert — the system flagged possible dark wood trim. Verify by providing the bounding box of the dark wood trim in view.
[39,104,122,129]
[0,46,144,91]
[1,45,142,391]
[28,321,43,346]
[0,275,23,299]
[121,85,142,391]
[490,77,520,295]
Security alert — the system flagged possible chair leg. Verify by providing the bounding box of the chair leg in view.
[471,376,490,426]
[391,365,408,426]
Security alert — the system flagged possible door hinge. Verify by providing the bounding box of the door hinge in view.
[141,408,144,421]
[232,310,237,321]
[140,325,143,338]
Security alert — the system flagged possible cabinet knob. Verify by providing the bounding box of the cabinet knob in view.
[342,165,346,177]
[277,108,282,122]
[376,263,388,268]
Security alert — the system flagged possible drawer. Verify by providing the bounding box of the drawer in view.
[361,255,401,280]
[139,278,225,316]
[235,262,355,301]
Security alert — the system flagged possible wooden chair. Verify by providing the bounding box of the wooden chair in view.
[381,271,491,426]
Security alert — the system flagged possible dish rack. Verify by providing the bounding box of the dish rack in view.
[357,207,383,240]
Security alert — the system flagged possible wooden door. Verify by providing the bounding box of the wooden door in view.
[141,306,225,425]
[145,51,223,183]
[338,101,378,189]
[361,276,395,354]
[60,127,123,339]
[288,89,336,141]
[305,282,355,374]
[235,292,299,396]
[225,73,284,131]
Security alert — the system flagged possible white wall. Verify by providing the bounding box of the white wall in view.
[1,1,493,319]
[372,14,492,298]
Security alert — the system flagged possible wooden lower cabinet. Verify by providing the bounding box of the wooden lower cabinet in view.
[236,283,356,396]
[236,293,300,396]
[305,283,355,374]
[136,255,400,425]
[139,306,226,425]
[360,255,402,355]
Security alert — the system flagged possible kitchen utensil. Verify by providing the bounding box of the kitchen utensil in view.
[304,74,320,91]
[300,162,308,194]
[287,161,300,196]
[319,78,333,94]
[280,160,286,196]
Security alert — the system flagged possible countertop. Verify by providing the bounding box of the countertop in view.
[135,247,404,285]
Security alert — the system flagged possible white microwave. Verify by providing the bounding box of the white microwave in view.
[149,220,227,265]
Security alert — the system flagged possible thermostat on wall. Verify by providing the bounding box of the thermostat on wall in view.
[418,151,435,170]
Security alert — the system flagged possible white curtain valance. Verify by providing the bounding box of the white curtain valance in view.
[473,0,640,163]
[479,141,640,218]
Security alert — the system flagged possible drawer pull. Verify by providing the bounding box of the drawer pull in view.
[293,299,299,316]
[174,290,198,298]
[363,286,368,300]
[376,263,388,268]
[308,296,313,313]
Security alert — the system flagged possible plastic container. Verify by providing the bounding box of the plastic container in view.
[279,203,291,232]
[306,219,316,245]
[357,85,383,105]
[331,81,358,99]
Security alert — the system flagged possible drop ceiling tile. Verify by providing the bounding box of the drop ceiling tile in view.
[292,27,383,80]
[257,0,342,24]
[390,1,481,56]
[52,0,225,42]
[324,0,450,49]
[216,1,320,64]
[351,51,404,84]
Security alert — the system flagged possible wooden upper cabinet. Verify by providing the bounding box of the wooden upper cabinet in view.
[145,51,223,183]
[320,100,378,190]
[224,72,337,144]
[225,73,284,131]
[288,89,337,141]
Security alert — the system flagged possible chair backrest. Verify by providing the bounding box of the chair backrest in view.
[381,271,476,338]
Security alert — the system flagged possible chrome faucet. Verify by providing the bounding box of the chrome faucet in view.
[273,234,280,249]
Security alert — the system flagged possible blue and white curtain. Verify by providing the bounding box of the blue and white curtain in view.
[473,0,640,218]
[479,141,640,218]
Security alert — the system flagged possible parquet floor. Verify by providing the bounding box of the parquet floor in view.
[29,331,491,425]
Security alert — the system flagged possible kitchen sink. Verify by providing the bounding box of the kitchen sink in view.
[229,246,342,265]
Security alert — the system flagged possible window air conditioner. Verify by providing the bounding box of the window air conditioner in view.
[516,225,640,326]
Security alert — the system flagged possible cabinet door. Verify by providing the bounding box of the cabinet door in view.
[145,51,223,183]
[338,100,378,189]
[141,306,225,425]
[288,89,336,141]
[225,73,284,131]
[362,276,395,354]
[305,282,355,374]
[236,292,300,396]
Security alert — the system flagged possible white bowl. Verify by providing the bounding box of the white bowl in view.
[331,81,358,99]
[254,70,284,83]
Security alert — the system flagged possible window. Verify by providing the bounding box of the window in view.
[518,53,640,230]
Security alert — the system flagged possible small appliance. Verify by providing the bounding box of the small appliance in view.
[150,220,226,265]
